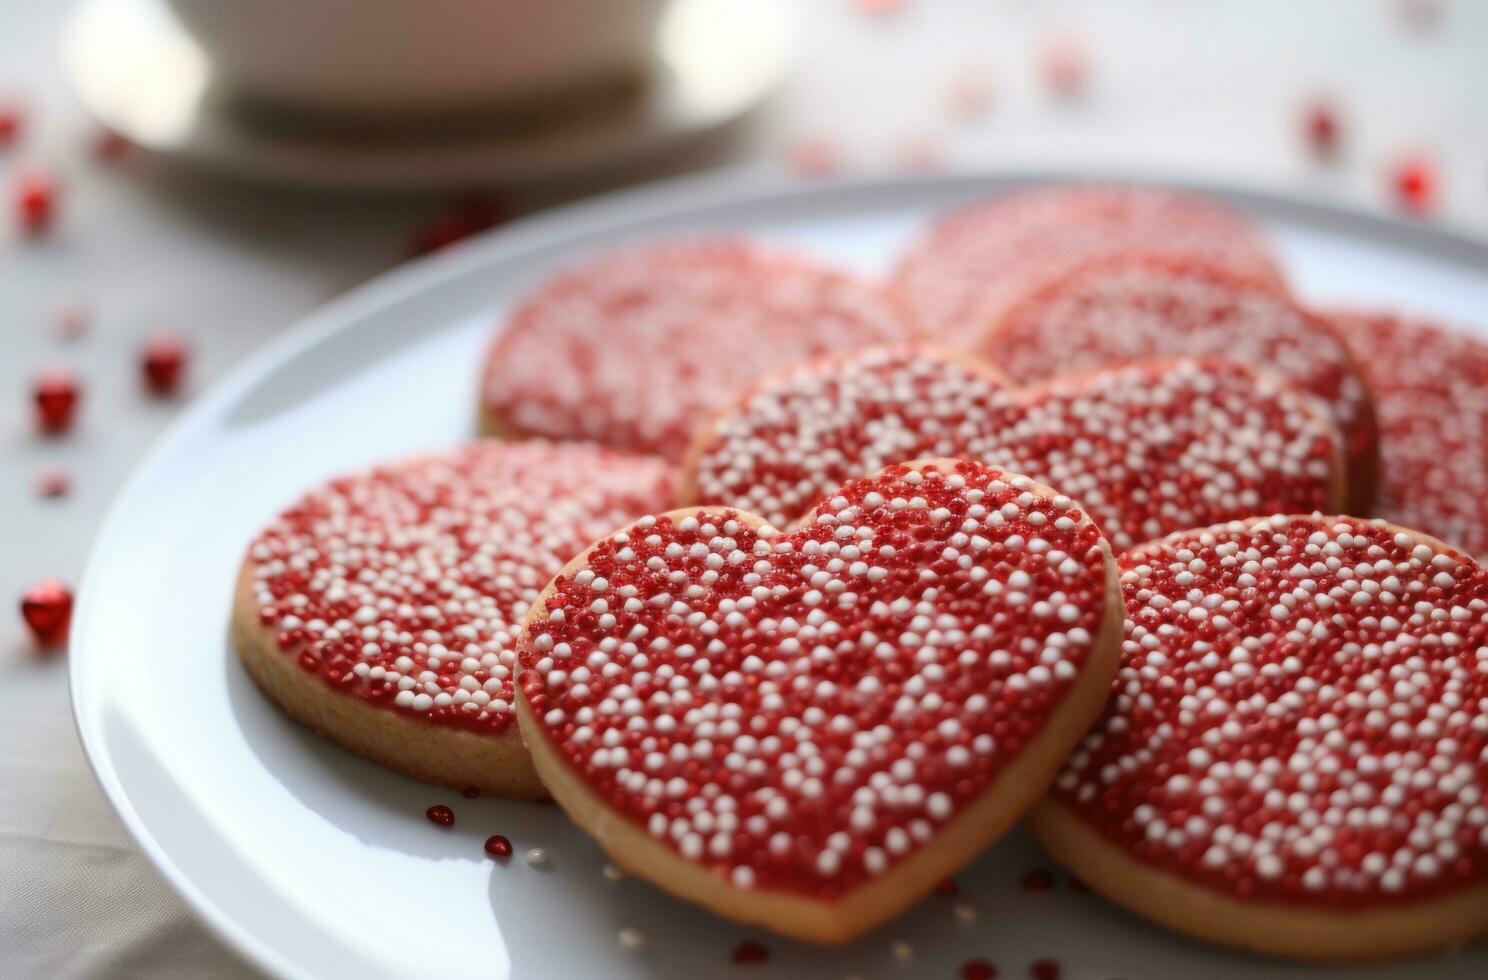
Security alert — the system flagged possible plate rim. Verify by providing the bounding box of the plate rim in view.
[67,165,1488,979]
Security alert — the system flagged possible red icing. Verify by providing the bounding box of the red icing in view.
[982,254,1375,498]
[691,348,1337,551]
[21,579,73,649]
[893,185,1282,350]
[426,804,454,827]
[33,367,81,434]
[246,441,674,735]
[1055,515,1488,907]
[520,460,1113,897]
[483,241,912,460]
[1333,310,1488,559]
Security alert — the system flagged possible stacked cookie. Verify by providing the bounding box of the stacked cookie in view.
[233,185,1488,960]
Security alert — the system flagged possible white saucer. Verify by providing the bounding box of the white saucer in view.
[61,0,800,189]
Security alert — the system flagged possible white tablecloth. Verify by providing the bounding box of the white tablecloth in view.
[3,1,1485,975]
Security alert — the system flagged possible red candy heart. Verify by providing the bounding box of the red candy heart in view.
[685,348,1342,551]
[516,459,1121,941]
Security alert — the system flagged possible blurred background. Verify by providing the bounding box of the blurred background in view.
[1,0,1483,975]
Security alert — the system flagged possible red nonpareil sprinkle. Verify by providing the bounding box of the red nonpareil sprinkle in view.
[54,305,89,340]
[484,834,513,858]
[850,0,906,14]
[34,466,70,499]
[785,136,844,179]
[962,959,998,980]
[140,332,189,396]
[246,441,674,735]
[1053,514,1488,907]
[1390,155,1437,216]
[519,460,1114,897]
[460,786,480,799]
[893,134,944,173]
[21,579,73,650]
[408,195,505,256]
[426,804,454,827]
[1022,868,1056,891]
[33,367,81,434]
[1028,959,1061,980]
[730,941,769,964]
[15,169,57,235]
[93,128,132,161]
[1037,34,1089,99]
[688,349,1339,551]
[934,877,959,896]
[944,68,995,120]
[0,102,21,146]
[1301,99,1341,160]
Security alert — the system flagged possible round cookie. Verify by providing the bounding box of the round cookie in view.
[1331,309,1488,559]
[515,459,1124,942]
[480,239,915,460]
[892,184,1284,350]
[1031,514,1488,960]
[683,346,1344,550]
[234,440,674,798]
[974,254,1378,514]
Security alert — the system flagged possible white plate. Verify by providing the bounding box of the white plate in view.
[72,171,1488,980]
[61,0,799,189]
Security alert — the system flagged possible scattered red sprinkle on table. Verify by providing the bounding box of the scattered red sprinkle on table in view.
[785,136,844,179]
[484,835,512,858]
[934,878,959,896]
[1037,34,1089,99]
[408,195,506,257]
[893,134,944,172]
[1022,868,1056,891]
[849,0,906,16]
[1028,959,1061,980]
[730,940,769,965]
[944,67,995,120]
[0,102,21,147]
[1390,154,1437,216]
[1301,99,1341,160]
[962,958,998,980]
[32,367,81,434]
[425,804,455,827]
[93,128,132,161]
[460,786,480,800]
[14,169,57,235]
[20,579,73,650]
[140,332,189,397]
[54,305,89,340]
[34,467,70,499]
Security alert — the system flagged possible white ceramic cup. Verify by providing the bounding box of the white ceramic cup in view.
[164,0,671,116]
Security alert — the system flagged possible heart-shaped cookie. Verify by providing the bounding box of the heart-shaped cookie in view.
[515,459,1122,941]
[683,347,1343,551]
